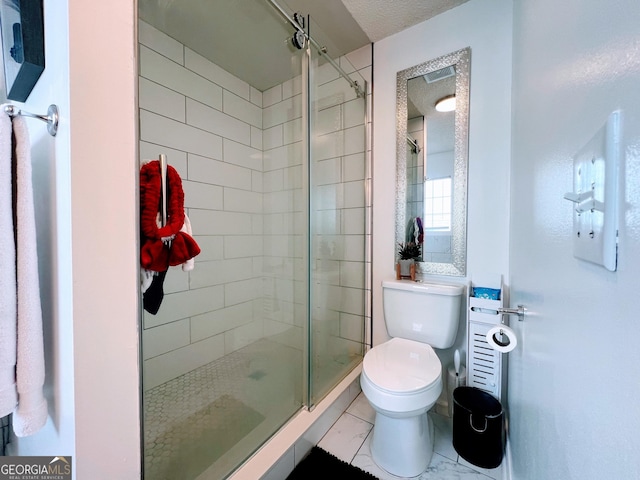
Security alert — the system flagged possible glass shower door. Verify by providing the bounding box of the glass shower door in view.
[138,0,370,476]
[307,16,369,405]
[138,1,308,478]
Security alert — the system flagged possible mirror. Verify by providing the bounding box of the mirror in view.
[395,47,470,276]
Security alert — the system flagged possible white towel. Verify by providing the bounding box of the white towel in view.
[0,110,17,417]
[10,114,48,436]
[181,212,195,272]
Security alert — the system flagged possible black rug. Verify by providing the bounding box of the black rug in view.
[286,446,379,479]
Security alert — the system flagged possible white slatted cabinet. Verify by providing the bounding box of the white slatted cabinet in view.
[466,284,507,401]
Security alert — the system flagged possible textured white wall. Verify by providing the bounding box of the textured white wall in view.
[509,1,640,478]
[372,0,513,374]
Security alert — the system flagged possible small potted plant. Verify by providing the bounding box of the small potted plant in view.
[397,242,421,279]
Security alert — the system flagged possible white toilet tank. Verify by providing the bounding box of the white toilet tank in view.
[382,280,464,349]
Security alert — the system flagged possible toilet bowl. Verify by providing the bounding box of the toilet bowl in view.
[360,280,463,477]
[361,337,442,477]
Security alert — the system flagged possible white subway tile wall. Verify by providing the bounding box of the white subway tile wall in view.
[139,19,371,391]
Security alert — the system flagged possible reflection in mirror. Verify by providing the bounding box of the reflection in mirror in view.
[396,48,470,276]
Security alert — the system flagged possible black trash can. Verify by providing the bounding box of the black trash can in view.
[452,386,505,469]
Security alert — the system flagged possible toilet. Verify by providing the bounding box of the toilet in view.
[360,279,463,477]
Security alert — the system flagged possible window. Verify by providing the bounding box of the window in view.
[423,177,452,231]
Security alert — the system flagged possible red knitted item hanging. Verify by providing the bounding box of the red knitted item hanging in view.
[140,160,200,271]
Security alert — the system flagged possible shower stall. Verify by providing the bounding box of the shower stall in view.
[137,0,370,478]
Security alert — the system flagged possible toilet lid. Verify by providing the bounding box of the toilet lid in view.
[363,338,441,393]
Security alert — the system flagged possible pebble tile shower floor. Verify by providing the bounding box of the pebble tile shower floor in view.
[144,338,302,480]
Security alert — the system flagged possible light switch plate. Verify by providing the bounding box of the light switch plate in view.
[569,111,621,271]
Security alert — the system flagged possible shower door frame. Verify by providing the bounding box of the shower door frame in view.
[136,0,371,475]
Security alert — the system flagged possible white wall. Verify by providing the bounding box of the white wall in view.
[68,1,140,478]
[372,0,513,374]
[509,1,640,478]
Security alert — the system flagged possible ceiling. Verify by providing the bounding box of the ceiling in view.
[138,0,470,91]
[340,0,470,42]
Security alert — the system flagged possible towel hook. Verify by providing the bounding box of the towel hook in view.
[4,104,59,137]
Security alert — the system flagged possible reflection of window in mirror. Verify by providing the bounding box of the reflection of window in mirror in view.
[424,177,452,231]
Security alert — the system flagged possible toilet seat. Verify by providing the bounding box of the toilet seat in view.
[363,337,441,393]
[361,337,443,414]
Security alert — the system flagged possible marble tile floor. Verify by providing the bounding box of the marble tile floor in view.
[318,393,504,480]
